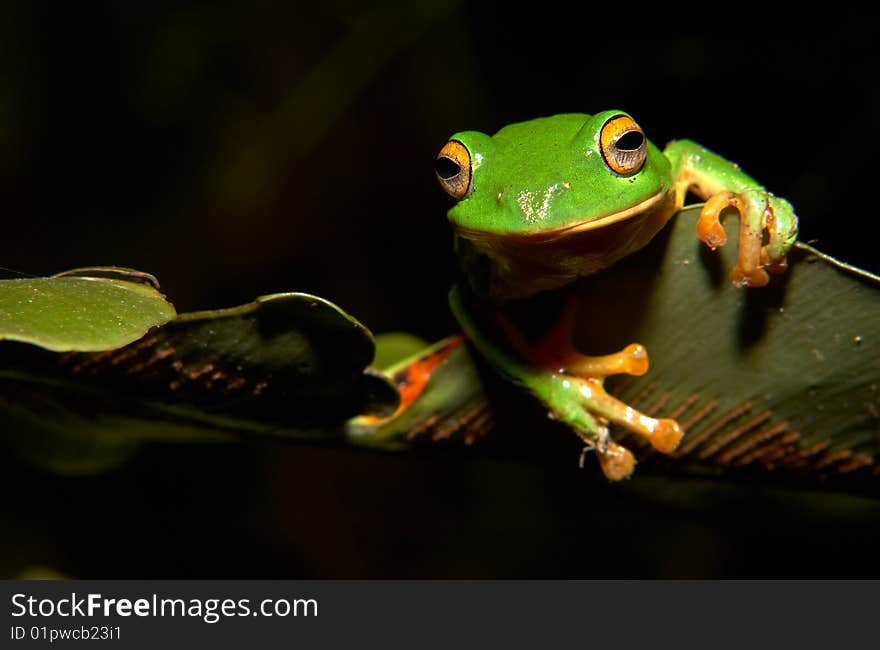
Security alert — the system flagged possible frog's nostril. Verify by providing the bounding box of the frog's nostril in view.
[616,131,645,152]
[435,156,461,180]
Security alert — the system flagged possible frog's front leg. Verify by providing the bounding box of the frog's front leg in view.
[450,288,682,480]
[665,139,799,287]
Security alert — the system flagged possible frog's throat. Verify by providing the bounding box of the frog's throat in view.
[454,190,667,244]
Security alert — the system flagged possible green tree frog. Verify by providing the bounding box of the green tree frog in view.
[433,110,798,480]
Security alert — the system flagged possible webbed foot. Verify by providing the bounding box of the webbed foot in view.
[697,189,798,287]
[487,296,682,480]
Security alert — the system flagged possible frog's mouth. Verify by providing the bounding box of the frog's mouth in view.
[455,190,669,244]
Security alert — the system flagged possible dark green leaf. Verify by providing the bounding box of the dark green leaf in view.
[1,292,398,473]
[570,206,880,489]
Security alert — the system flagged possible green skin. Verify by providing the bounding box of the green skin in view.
[438,110,799,474]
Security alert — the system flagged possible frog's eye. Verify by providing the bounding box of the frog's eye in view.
[599,115,647,175]
[435,140,472,199]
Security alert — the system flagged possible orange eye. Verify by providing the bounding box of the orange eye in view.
[599,115,647,175]
[435,140,472,199]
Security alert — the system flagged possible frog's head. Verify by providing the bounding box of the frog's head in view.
[435,110,673,240]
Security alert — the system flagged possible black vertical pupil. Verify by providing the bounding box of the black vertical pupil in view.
[435,156,461,179]
[616,131,644,151]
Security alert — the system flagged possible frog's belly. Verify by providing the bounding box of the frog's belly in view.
[469,194,677,302]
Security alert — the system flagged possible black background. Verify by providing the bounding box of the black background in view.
[2,3,879,578]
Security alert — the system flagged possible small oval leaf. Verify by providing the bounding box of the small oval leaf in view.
[0,273,176,352]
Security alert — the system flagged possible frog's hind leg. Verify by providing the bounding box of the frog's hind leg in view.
[453,289,682,480]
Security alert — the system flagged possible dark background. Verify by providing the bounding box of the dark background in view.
[2,3,879,577]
